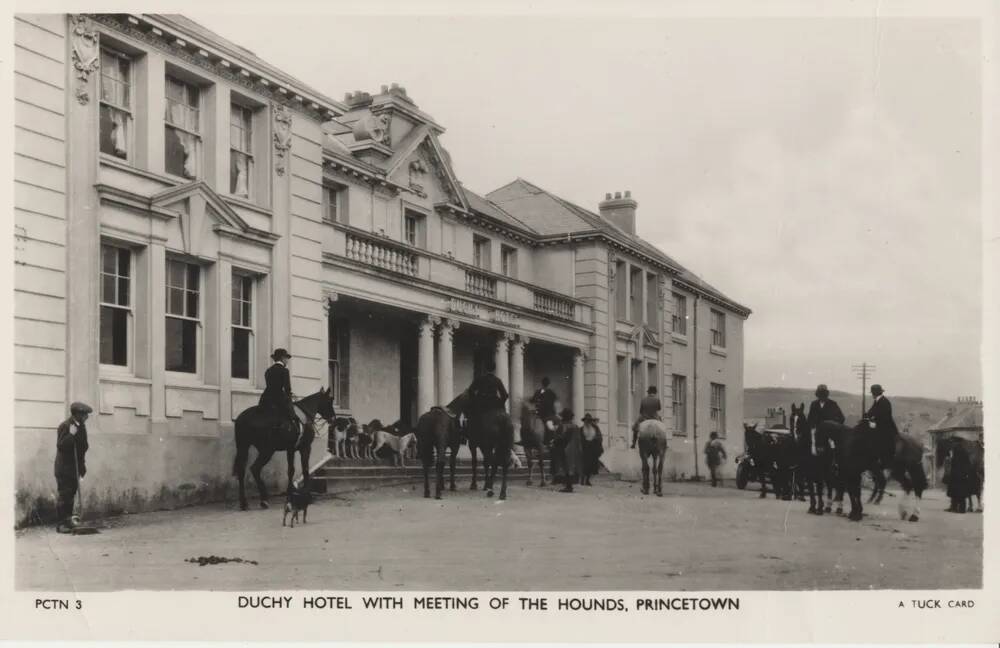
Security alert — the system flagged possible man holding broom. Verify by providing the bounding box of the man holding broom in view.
[54,402,92,534]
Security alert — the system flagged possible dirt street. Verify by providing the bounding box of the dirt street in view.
[16,478,981,591]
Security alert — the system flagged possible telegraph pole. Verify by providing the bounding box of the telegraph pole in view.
[851,363,876,416]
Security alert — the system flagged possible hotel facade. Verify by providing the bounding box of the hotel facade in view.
[14,14,750,523]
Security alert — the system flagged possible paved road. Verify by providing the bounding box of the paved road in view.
[16,478,981,591]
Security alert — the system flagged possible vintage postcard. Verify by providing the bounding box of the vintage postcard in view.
[1,0,997,643]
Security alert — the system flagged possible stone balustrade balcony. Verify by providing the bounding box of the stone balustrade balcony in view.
[324,223,592,328]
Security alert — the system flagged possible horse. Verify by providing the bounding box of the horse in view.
[518,402,547,486]
[416,406,463,499]
[635,418,669,496]
[742,423,796,500]
[820,419,927,522]
[937,436,984,513]
[789,403,833,515]
[232,387,336,511]
[448,390,514,499]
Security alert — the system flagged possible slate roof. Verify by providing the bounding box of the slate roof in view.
[929,402,984,432]
[487,178,750,315]
[461,187,537,234]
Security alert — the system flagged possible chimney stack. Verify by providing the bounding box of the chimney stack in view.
[598,190,638,235]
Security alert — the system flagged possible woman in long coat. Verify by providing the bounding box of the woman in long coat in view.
[558,408,583,493]
[580,413,603,486]
[946,437,975,513]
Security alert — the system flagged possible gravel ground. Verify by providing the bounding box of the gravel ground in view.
[15,477,982,591]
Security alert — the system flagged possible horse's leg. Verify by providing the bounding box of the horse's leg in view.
[848,473,863,521]
[486,453,498,498]
[526,450,533,486]
[423,455,432,499]
[640,448,650,495]
[286,450,296,495]
[759,470,768,499]
[654,450,664,496]
[538,448,547,487]
[250,447,276,509]
[499,455,509,500]
[448,445,458,491]
[234,442,250,511]
[470,445,479,491]
[300,446,311,492]
[435,445,445,499]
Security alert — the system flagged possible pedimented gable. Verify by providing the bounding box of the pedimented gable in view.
[387,130,468,209]
[151,181,276,257]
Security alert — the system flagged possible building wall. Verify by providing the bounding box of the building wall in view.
[14,14,71,524]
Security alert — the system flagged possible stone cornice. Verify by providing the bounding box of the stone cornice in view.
[90,14,341,122]
[672,277,752,318]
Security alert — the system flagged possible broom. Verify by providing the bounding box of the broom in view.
[71,447,99,535]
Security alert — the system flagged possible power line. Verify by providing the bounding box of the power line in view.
[851,363,876,416]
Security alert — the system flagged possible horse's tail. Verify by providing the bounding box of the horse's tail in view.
[911,461,928,498]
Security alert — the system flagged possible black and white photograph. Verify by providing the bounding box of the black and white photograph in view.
[3,1,998,642]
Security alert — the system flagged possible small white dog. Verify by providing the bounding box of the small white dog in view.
[371,430,416,466]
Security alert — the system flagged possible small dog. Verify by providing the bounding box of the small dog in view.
[283,484,313,527]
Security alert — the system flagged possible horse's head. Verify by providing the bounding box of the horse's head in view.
[295,387,336,425]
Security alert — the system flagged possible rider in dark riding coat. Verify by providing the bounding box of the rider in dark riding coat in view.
[260,348,298,437]
[467,359,508,416]
[631,386,662,449]
[865,384,899,468]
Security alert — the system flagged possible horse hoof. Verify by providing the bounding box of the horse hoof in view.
[848,513,862,522]
[808,506,816,514]
[470,484,478,491]
[424,492,430,499]
[239,502,249,511]
[499,493,506,501]
[908,515,919,522]
[449,485,456,491]
[641,489,649,496]
[824,506,832,513]
[655,491,663,497]
[758,493,766,499]
[259,501,269,509]
[526,480,532,486]
[435,494,442,501]
[487,490,494,498]
[816,508,824,516]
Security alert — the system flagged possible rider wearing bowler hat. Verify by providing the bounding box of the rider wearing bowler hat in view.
[260,348,297,430]
[865,384,899,468]
[806,384,845,430]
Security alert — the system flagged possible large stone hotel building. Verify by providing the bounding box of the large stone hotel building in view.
[14,14,750,523]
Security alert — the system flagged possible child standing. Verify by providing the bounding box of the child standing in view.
[704,431,727,487]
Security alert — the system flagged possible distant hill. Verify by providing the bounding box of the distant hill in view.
[745,387,956,447]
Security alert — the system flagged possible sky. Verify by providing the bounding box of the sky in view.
[190,11,983,401]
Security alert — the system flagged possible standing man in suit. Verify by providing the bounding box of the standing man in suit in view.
[260,348,297,434]
[54,402,92,533]
[806,384,845,430]
[866,384,899,467]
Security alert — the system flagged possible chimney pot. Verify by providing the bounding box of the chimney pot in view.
[391,82,399,90]
[381,84,388,93]
[605,192,612,200]
[625,190,632,198]
[614,191,622,199]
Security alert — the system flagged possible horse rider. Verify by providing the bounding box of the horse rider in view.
[865,384,899,469]
[467,359,508,431]
[260,348,299,444]
[530,376,558,422]
[631,386,662,449]
[807,384,845,430]
[54,401,92,533]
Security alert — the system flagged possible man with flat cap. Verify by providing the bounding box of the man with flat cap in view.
[865,384,899,468]
[806,384,845,430]
[631,386,662,449]
[54,401,92,533]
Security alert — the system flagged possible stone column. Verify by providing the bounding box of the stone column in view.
[494,331,512,412]
[573,348,586,423]
[417,316,439,416]
[510,335,527,417]
[436,319,458,406]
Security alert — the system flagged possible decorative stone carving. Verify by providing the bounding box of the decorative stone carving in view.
[408,158,428,193]
[321,289,339,316]
[608,251,618,283]
[352,112,390,146]
[273,104,293,176]
[419,140,459,203]
[70,15,100,105]
[437,318,460,341]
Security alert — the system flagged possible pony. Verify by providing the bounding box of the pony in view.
[820,419,927,522]
[448,390,514,499]
[789,403,833,515]
[634,418,669,496]
[742,423,796,500]
[518,402,548,486]
[233,387,336,511]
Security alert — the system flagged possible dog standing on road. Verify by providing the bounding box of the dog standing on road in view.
[283,484,313,527]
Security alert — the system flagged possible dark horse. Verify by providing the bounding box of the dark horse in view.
[416,405,464,499]
[447,391,515,499]
[518,402,548,487]
[742,423,796,500]
[789,403,833,515]
[820,419,927,522]
[233,388,336,510]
